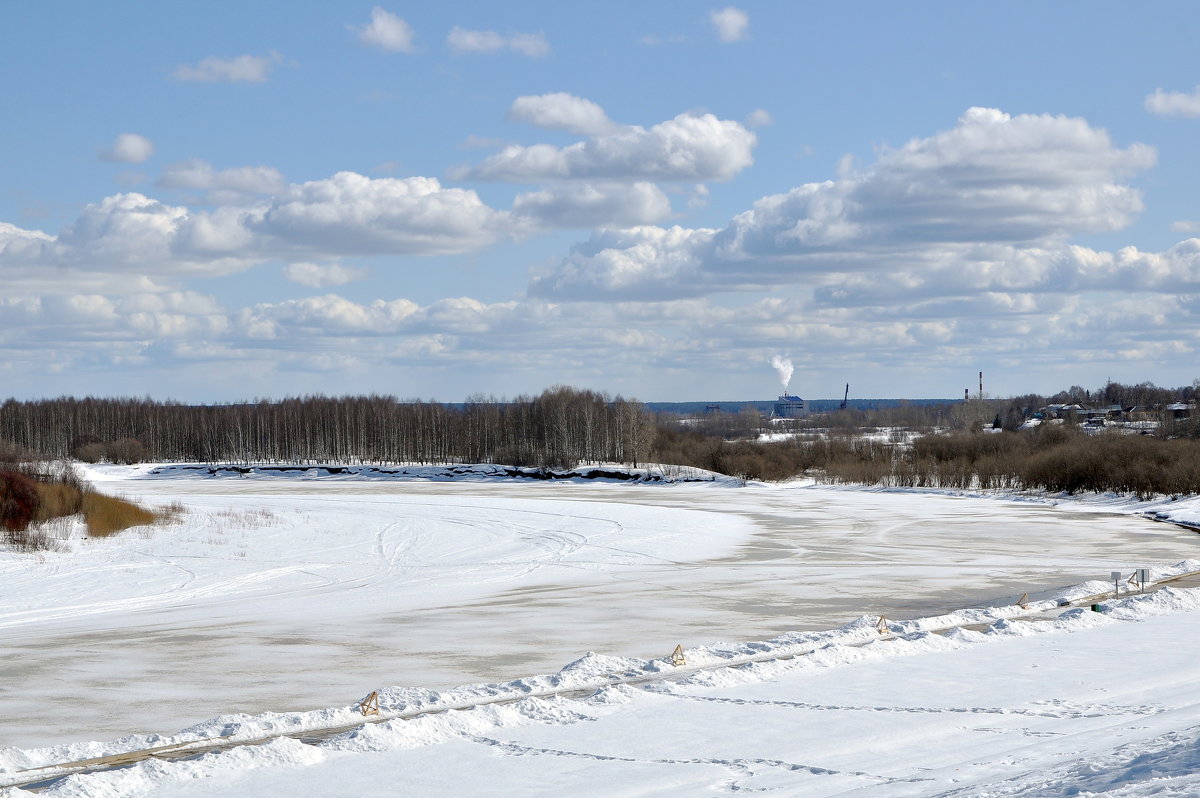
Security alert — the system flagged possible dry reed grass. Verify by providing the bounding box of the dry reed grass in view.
[3,463,176,548]
[32,481,83,521]
[81,491,159,537]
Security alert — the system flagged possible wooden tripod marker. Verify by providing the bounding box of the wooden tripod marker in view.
[356,690,380,717]
[875,616,888,634]
[670,644,686,666]
[1017,592,1029,609]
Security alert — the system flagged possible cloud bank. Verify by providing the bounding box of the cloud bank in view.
[5,101,1199,399]
[460,96,756,183]
[532,107,1158,299]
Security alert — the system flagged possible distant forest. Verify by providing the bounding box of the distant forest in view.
[0,387,655,469]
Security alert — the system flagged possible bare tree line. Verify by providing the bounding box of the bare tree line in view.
[649,420,1200,497]
[0,387,655,469]
[825,425,1200,499]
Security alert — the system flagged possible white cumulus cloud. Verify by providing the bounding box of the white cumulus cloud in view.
[810,240,1200,308]
[99,133,155,164]
[709,7,749,42]
[513,182,672,229]
[532,107,1159,300]
[530,226,717,300]
[716,107,1155,258]
[172,52,284,83]
[446,27,549,56]
[1144,85,1200,117]
[507,93,618,137]
[282,262,368,288]
[158,159,287,205]
[246,172,513,256]
[460,105,756,183]
[745,109,773,128]
[0,172,521,285]
[354,7,416,53]
[0,221,54,262]
[57,193,192,270]
[239,294,421,336]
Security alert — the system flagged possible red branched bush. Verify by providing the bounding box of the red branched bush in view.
[0,469,40,532]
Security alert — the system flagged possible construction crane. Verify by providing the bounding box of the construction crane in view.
[839,383,849,411]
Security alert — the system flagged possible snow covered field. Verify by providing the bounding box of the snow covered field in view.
[5,465,1200,795]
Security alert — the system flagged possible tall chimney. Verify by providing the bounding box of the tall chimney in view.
[965,388,969,402]
[979,371,983,399]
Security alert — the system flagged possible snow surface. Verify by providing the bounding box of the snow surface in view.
[756,427,920,446]
[6,464,1200,795]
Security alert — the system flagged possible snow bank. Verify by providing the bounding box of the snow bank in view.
[79,462,726,485]
[10,575,1200,790]
[806,479,1200,533]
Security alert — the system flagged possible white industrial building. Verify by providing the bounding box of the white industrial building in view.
[773,394,808,419]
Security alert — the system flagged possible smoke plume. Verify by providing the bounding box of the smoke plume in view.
[771,355,793,391]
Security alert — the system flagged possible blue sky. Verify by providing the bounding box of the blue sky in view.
[3,2,1200,402]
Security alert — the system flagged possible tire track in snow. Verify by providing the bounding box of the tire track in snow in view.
[461,733,934,789]
[0,565,331,630]
[927,724,1200,797]
[262,496,605,587]
[130,550,198,593]
[653,691,1165,719]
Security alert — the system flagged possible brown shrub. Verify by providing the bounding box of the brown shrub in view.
[0,470,40,532]
[652,413,1200,497]
[106,438,147,465]
[0,440,30,463]
[73,442,106,463]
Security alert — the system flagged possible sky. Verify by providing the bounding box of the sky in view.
[3,2,1200,403]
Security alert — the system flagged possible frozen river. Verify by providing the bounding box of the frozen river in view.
[3,473,1198,748]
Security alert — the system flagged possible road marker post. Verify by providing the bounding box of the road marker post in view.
[356,691,380,716]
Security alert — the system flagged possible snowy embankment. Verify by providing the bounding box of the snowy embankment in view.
[84,459,1200,529]
[89,461,725,484]
[808,478,1200,532]
[7,583,1200,796]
